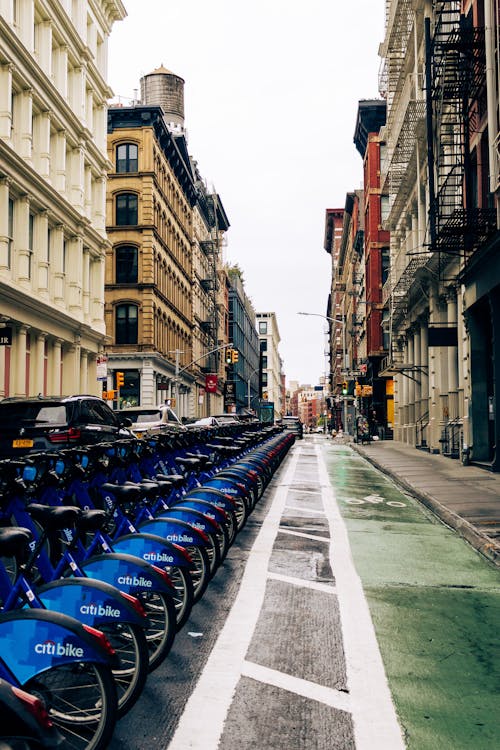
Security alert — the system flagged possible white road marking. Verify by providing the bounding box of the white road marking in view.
[166,449,301,750]
[316,445,405,749]
[278,527,330,543]
[241,660,351,713]
[284,504,326,514]
[267,571,336,595]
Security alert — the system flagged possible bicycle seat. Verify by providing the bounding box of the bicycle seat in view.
[77,509,107,532]
[0,527,32,557]
[27,503,81,530]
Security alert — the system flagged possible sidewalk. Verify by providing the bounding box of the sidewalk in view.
[341,437,500,567]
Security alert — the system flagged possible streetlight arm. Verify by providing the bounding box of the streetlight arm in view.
[177,342,233,377]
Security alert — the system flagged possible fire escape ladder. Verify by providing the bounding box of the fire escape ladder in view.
[429,1,497,276]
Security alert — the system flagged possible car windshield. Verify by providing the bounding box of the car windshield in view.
[131,411,162,424]
[0,402,67,425]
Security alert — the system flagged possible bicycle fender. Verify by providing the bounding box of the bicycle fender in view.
[112,532,193,568]
[0,609,116,685]
[138,517,209,547]
[79,552,174,596]
[37,578,147,627]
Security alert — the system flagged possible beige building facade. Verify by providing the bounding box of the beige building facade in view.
[0,0,125,399]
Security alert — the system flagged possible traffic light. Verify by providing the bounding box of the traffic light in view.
[231,349,239,364]
[342,380,348,395]
[225,348,233,365]
[116,371,124,389]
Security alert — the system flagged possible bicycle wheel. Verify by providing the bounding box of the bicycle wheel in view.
[99,621,148,718]
[165,564,194,631]
[184,544,210,603]
[137,590,177,672]
[24,661,117,750]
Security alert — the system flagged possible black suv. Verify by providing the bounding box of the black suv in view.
[0,395,133,457]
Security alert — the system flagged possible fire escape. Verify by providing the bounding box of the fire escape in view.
[428,1,496,271]
[380,0,428,374]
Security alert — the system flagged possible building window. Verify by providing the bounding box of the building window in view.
[116,143,138,173]
[115,245,138,283]
[259,321,267,334]
[380,195,389,224]
[260,339,267,352]
[116,304,138,344]
[381,247,390,285]
[116,193,138,226]
[262,355,267,369]
[262,372,268,386]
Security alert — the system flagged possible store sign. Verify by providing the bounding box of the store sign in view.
[205,374,218,393]
[0,327,12,346]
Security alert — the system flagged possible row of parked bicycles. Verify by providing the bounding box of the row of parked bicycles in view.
[0,420,295,750]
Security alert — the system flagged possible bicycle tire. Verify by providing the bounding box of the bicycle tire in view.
[184,544,210,603]
[24,661,117,750]
[99,621,148,718]
[137,590,177,672]
[166,564,194,631]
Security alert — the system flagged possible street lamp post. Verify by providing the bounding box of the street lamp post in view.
[247,367,260,410]
[297,311,349,434]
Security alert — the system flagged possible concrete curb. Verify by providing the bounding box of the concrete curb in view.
[352,445,500,569]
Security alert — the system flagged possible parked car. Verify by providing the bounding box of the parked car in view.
[280,416,304,439]
[117,404,185,437]
[0,395,133,457]
[189,414,240,428]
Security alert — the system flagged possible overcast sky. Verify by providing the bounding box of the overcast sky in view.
[108,0,384,386]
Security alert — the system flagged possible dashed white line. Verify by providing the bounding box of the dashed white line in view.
[241,661,351,713]
[277,527,330,543]
[267,571,336,595]
[284,504,326,514]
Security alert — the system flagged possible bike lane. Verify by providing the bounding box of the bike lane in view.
[321,441,500,749]
[168,439,404,749]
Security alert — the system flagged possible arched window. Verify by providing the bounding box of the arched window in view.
[116,193,138,226]
[116,303,138,344]
[115,245,138,284]
[116,143,138,173]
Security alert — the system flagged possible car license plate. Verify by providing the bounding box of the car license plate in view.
[12,439,33,448]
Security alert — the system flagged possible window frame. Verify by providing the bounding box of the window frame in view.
[116,142,138,174]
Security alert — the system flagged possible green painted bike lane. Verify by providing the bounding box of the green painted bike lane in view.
[322,443,500,750]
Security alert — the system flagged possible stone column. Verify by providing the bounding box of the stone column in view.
[14,325,29,397]
[50,339,62,396]
[34,332,47,395]
[36,210,50,300]
[37,20,52,76]
[446,288,459,419]
[0,64,13,139]
[33,110,51,180]
[52,224,65,305]
[0,178,11,271]
[67,234,83,316]
[15,195,31,284]
[69,143,84,210]
[18,88,33,161]
[62,341,80,394]
[51,130,66,192]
